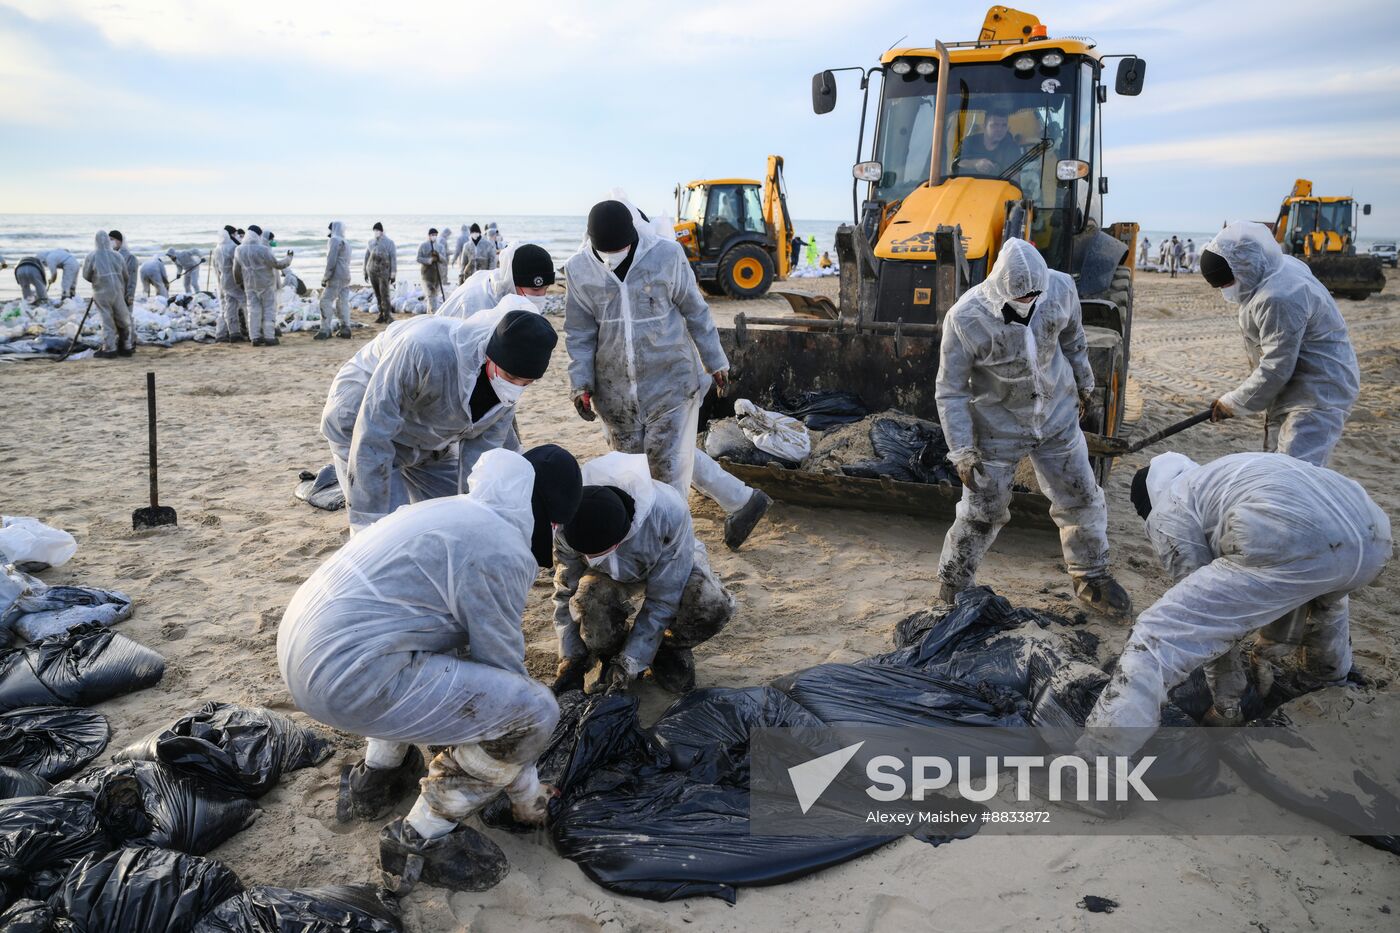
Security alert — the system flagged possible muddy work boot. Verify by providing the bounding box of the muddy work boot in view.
[336,747,427,823]
[937,581,963,606]
[314,330,331,340]
[650,644,696,693]
[724,490,772,551]
[1073,574,1133,620]
[379,817,508,894]
[552,656,589,696]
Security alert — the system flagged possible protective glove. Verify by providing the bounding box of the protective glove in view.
[509,782,559,825]
[1210,398,1234,423]
[712,369,730,397]
[594,659,635,695]
[572,389,596,422]
[953,453,986,493]
[321,279,329,288]
[552,657,588,696]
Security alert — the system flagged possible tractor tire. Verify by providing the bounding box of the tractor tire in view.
[1084,264,1133,370]
[700,280,726,298]
[719,244,775,299]
[1083,326,1126,486]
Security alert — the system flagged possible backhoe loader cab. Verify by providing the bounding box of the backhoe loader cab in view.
[674,155,794,299]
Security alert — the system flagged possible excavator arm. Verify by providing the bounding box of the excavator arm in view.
[763,154,794,278]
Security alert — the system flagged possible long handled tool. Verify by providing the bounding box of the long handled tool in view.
[1083,408,1213,458]
[55,297,96,362]
[132,371,178,529]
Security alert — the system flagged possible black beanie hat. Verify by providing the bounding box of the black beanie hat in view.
[563,485,636,555]
[223,224,237,235]
[108,230,123,243]
[1130,465,1153,520]
[587,200,639,252]
[373,222,384,232]
[428,227,438,236]
[1199,248,1233,288]
[523,444,582,568]
[486,309,557,379]
[470,223,481,234]
[247,224,263,236]
[512,244,555,289]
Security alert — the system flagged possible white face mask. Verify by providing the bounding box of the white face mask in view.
[486,363,526,406]
[471,233,481,242]
[584,547,621,575]
[1006,297,1035,317]
[1220,283,1241,304]
[110,239,121,250]
[598,247,630,270]
[525,294,548,311]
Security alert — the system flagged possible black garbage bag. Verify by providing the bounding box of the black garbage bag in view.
[0,623,165,712]
[0,766,49,799]
[0,794,109,901]
[294,464,346,512]
[650,687,823,784]
[0,898,53,931]
[51,760,258,855]
[49,845,244,933]
[117,702,333,798]
[193,884,402,932]
[0,706,110,781]
[842,417,957,485]
[773,663,1030,729]
[772,389,868,431]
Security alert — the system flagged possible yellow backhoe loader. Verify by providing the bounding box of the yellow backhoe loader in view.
[674,155,794,299]
[710,6,1147,526]
[1270,179,1384,300]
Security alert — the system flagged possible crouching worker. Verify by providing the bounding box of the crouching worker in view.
[321,296,557,534]
[1082,451,1391,756]
[552,452,736,696]
[278,446,583,893]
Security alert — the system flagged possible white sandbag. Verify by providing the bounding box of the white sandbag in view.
[734,399,811,462]
[0,517,78,572]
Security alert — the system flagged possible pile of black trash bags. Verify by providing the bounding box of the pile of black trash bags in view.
[0,701,377,931]
[477,587,1394,903]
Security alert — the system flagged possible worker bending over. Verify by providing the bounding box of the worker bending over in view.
[1083,452,1390,753]
[936,238,1130,617]
[278,446,582,892]
[1199,222,1359,467]
[321,297,556,533]
[564,198,771,550]
[552,452,735,695]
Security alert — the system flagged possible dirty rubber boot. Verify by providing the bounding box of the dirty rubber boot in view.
[251,337,266,347]
[336,747,427,823]
[553,656,589,696]
[265,335,280,346]
[379,817,508,894]
[336,329,352,339]
[1073,574,1133,620]
[314,330,331,340]
[650,645,696,693]
[724,490,772,551]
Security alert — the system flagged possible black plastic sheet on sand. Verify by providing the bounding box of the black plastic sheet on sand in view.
[841,416,958,485]
[193,883,403,932]
[0,706,110,781]
[118,702,333,797]
[0,623,165,712]
[49,845,244,933]
[771,388,869,431]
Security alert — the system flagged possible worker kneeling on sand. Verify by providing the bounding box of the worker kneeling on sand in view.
[321,297,556,534]
[564,198,771,550]
[935,237,1130,617]
[439,242,555,320]
[1081,451,1391,755]
[278,446,582,893]
[552,452,736,696]
[1198,222,1360,467]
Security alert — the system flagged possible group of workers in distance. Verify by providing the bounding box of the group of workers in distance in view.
[274,196,1390,891]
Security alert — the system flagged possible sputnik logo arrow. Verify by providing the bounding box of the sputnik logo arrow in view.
[787,741,864,814]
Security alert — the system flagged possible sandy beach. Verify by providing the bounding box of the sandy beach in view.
[2,271,1396,931]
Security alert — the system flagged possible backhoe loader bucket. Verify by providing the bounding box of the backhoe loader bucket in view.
[1306,254,1386,300]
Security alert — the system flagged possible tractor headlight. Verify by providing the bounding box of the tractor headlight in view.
[890,59,912,75]
[1041,51,1064,67]
[915,60,935,75]
[1013,55,1036,72]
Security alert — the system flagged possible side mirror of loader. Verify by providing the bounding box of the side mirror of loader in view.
[812,70,838,114]
[1115,57,1146,96]
[1363,204,1372,215]
[853,161,883,182]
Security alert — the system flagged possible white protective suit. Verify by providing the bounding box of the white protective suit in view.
[166,247,203,293]
[80,230,131,353]
[363,230,397,321]
[212,229,245,339]
[113,242,138,313]
[934,238,1106,588]
[472,233,498,274]
[439,244,543,320]
[319,220,352,336]
[562,205,753,516]
[1206,222,1360,466]
[39,249,80,299]
[435,222,452,271]
[1085,452,1392,754]
[138,258,170,297]
[320,298,535,533]
[234,232,293,341]
[552,452,733,676]
[452,224,472,273]
[278,448,559,824]
[417,237,445,312]
[14,258,48,304]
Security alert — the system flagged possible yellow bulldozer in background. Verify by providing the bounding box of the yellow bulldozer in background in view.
[674,155,794,299]
[1270,178,1385,300]
[709,6,1147,523]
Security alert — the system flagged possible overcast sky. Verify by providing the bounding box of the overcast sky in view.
[2,0,1396,235]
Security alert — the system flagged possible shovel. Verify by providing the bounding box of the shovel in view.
[1083,408,1214,458]
[133,371,178,529]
